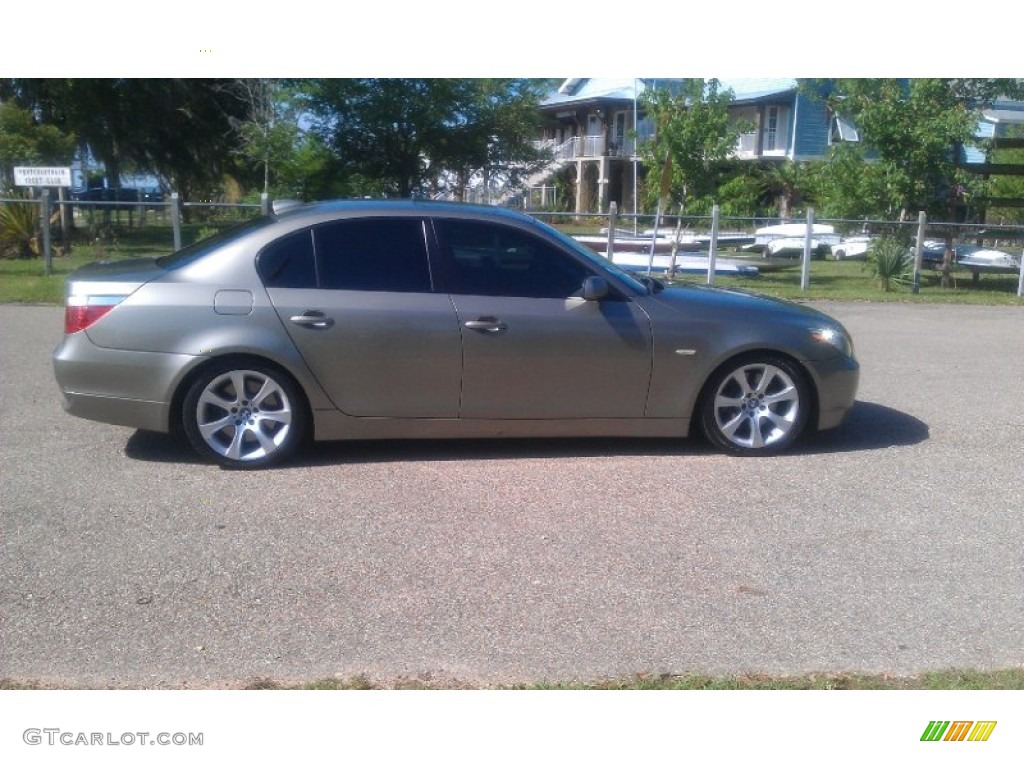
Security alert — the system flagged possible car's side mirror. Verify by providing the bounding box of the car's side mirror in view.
[638,275,665,294]
[581,276,609,301]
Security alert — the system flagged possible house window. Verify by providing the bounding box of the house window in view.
[764,106,779,152]
[613,112,627,155]
[829,113,860,144]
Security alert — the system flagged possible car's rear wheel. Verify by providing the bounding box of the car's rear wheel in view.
[183,361,307,469]
[699,354,810,455]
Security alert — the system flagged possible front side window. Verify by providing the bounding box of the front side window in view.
[435,219,593,299]
[315,218,431,292]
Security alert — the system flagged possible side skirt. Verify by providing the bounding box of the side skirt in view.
[312,413,690,441]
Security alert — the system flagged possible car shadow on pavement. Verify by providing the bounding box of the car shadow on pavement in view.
[797,400,929,454]
[124,401,926,468]
[124,430,205,465]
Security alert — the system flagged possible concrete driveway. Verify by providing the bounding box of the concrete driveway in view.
[1,301,1022,687]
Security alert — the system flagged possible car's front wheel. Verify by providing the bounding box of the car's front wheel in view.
[182,361,307,469]
[699,354,810,455]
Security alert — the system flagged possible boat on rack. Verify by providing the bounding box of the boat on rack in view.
[575,231,702,254]
[743,223,841,258]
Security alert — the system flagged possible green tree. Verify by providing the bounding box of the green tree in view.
[986,124,1024,224]
[0,101,76,192]
[758,160,816,219]
[228,79,333,201]
[825,78,1023,284]
[300,79,546,199]
[1,79,252,198]
[639,79,745,215]
[815,143,903,220]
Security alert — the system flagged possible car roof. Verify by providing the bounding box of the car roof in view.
[272,198,535,226]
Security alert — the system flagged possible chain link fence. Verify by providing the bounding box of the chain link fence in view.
[2,193,1022,296]
[531,206,1024,297]
[0,191,269,274]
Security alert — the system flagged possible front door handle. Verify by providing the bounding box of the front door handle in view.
[290,310,334,329]
[464,316,508,333]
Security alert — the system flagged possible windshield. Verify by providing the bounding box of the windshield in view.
[155,216,274,270]
[526,216,651,294]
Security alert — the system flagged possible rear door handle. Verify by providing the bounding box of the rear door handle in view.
[289,310,334,329]
[464,316,508,333]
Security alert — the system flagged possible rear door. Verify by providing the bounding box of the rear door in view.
[261,217,462,418]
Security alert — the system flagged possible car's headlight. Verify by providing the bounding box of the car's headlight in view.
[810,326,855,358]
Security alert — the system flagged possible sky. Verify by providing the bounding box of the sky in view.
[2,2,1015,78]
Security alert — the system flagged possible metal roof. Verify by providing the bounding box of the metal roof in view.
[718,78,799,102]
[542,77,800,108]
[541,78,649,107]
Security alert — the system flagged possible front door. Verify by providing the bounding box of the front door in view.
[432,218,652,419]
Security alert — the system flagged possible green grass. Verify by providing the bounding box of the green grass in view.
[0,221,240,304]
[666,255,1023,305]
[6,669,1022,690]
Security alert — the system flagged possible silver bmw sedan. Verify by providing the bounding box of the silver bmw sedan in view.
[54,200,859,468]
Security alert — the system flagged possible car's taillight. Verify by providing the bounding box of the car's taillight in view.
[64,295,126,334]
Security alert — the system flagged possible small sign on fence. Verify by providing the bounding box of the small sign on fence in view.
[14,166,72,188]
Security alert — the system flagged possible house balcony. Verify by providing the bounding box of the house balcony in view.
[536,136,639,161]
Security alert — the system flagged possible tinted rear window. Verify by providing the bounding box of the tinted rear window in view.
[155,216,273,270]
[257,230,317,288]
[315,218,431,292]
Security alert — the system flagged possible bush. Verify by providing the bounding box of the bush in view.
[867,236,912,292]
[0,200,40,259]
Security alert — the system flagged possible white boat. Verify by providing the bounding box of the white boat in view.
[577,231,702,254]
[957,248,1022,273]
[594,250,760,277]
[745,223,841,258]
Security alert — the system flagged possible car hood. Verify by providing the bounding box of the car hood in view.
[647,282,837,324]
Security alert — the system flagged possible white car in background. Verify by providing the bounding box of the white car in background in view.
[830,236,874,261]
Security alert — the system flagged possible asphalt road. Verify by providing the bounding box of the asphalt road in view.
[2,301,1022,688]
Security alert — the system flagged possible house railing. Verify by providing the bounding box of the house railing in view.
[734,132,758,158]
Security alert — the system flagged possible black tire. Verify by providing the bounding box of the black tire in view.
[698,354,810,455]
[182,360,307,469]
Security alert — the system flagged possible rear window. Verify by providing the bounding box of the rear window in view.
[257,230,317,288]
[155,216,273,270]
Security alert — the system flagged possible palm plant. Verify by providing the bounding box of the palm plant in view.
[0,199,40,259]
[866,236,912,292]
[760,161,815,219]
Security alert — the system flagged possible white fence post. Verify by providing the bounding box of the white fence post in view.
[912,211,927,294]
[801,208,814,291]
[707,204,720,286]
[1017,245,1023,298]
[170,192,182,251]
[40,189,53,275]
[606,201,617,261]
[261,192,269,216]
